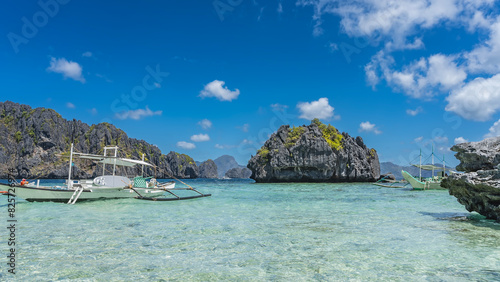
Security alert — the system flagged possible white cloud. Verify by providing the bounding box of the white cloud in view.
[359,121,382,134]
[198,119,212,130]
[367,53,466,99]
[406,107,423,116]
[277,2,283,14]
[434,136,449,144]
[115,106,162,120]
[298,0,494,50]
[154,82,161,88]
[445,74,500,121]
[485,119,500,138]
[454,137,468,144]
[271,103,289,112]
[238,124,250,132]
[190,134,210,142]
[66,102,75,109]
[297,98,335,120]
[47,57,85,83]
[177,141,196,150]
[199,80,240,101]
[90,108,98,115]
[82,51,92,57]
[414,136,423,143]
[215,144,224,149]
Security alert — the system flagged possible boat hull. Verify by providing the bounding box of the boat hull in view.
[0,184,165,202]
[401,170,446,190]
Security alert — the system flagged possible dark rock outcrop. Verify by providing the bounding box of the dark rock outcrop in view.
[247,120,380,183]
[442,137,500,222]
[452,137,500,172]
[225,167,252,179]
[199,159,218,178]
[0,101,198,179]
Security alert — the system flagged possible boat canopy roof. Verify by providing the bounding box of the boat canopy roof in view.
[412,164,451,171]
[71,153,154,167]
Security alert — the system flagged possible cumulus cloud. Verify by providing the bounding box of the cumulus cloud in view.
[199,80,240,101]
[82,51,92,57]
[406,107,423,116]
[367,53,467,99]
[414,136,423,143]
[177,141,196,150]
[485,119,500,138]
[238,124,250,132]
[445,74,500,121]
[297,98,335,120]
[47,57,85,83]
[114,106,162,120]
[454,137,468,144]
[198,119,212,130]
[66,102,75,109]
[359,121,382,134]
[190,134,210,142]
[90,108,98,115]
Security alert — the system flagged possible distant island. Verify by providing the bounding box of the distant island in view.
[0,101,249,179]
[247,119,380,183]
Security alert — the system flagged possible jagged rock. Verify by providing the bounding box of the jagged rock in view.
[247,120,380,183]
[225,167,252,179]
[442,170,500,222]
[199,159,218,178]
[443,137,500,222]
[0,101,198,179]
[452,137,500,172]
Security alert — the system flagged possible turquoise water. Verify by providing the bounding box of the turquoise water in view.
[1,179,499,281]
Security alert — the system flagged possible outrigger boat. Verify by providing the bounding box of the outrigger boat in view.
[1,144,211,203]
[401,148,455,190]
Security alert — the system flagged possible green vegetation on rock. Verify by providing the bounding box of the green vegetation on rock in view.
[285,126,305,148]
[257,147,270,162]
[311,118,343,151]
[14,131,22,143]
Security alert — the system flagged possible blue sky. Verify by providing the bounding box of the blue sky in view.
[2,0,500,166]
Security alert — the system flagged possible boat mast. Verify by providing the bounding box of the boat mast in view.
[68,143,74,189]
[443,154,445,177]
[113,147,117,176]
[432,145,434,178]
[103,147,107,176]
[419,149,422,182]
[142,153,145,177]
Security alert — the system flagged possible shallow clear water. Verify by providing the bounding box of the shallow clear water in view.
[1,179,499,281]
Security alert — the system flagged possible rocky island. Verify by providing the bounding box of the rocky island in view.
[247,119,380,182]
[442,137,500,222]
[0,101,200,179]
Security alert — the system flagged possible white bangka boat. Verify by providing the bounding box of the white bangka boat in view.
[1,144,210,203]
[401,148,455,190]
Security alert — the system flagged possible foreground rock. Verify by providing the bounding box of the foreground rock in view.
[247,119,380,183]
[0,101,198,179]
[442,137,500,222]
[452,137,500,172]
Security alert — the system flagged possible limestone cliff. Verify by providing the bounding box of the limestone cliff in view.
[442,137,500,222]
[198,159,218,178]
[247,119,380,182]
[0,101,198,179]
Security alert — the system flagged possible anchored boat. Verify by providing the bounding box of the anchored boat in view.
[1,144,210,203]
[401,148,455,190]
